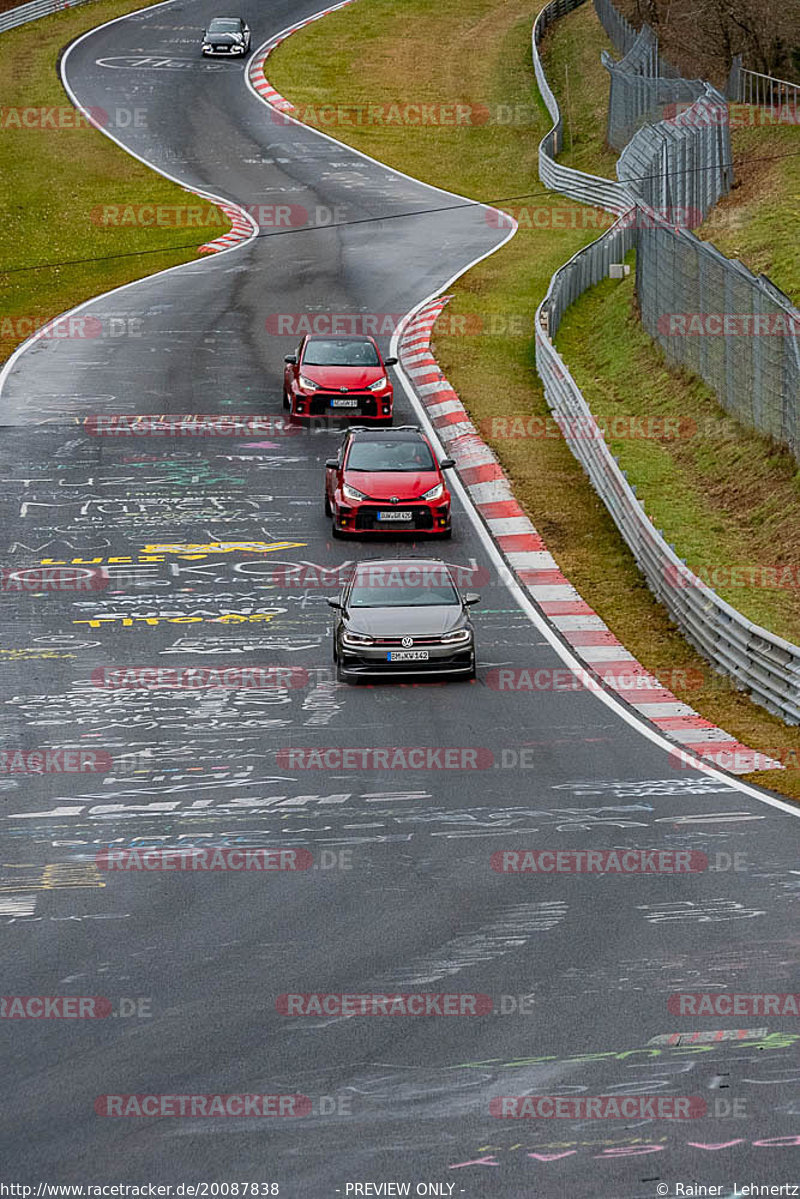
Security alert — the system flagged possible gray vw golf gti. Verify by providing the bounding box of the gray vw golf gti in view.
[329,558,479,683]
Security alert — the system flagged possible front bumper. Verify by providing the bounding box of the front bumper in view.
[338,642,474,678]
[290,390,393,421]
[202,43,246,54]
[334,501,451,536]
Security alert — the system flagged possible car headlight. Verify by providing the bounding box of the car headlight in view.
[342,483,366,503]
[421,482,444,502]
[297,375,319,391]
[342,631,374,647]
[367,377,389,392]
[441,628,472,644]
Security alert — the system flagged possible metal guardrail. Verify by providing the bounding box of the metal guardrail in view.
[727,55,800,109]
[0,0,91,34]
[533,0,634,215]
[532,0,800,723]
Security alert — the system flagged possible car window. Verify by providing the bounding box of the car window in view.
[346,439,435,472]
[209,19,241,31]
[302,339,380,367]
[348,564,458,608]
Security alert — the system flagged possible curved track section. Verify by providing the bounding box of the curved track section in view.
[2,0,800,1192]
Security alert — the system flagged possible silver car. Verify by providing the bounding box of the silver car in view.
[329,558,479,683]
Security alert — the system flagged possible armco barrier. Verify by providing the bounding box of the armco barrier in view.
[0,0,88,33]
[533,0,800,723]
[533,0,634,215]
[600,4,800,462]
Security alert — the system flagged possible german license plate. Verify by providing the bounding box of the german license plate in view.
[331,398,359,408]
[387,650,429,662]
[377,510,413,521]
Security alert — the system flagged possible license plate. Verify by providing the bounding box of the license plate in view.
[331,398,359,408]
[387,650,429,662]
[377,510,413,521]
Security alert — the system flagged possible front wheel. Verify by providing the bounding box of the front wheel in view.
[282,389,290,411]
[324,493,332,516]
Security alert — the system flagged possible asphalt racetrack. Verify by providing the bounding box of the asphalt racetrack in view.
[1,1,800,1192]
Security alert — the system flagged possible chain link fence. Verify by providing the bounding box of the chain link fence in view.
[533,0,800,721]
[617,87,732,223]
[637,224,800,457]
[598,21,706,149]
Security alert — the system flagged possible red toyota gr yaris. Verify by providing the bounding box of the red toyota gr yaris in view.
[283,334,396,423]
[324,426,454,538]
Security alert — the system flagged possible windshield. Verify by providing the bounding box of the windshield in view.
[346,439,435,472]
[208,19,240,31]
[303,339,380,367]
[349,565,459,608]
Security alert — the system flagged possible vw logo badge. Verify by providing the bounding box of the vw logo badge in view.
[339,385,348,392]
[390,496,399,503]
[401,636,413,648]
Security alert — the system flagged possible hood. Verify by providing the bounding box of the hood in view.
[301,365,384,390]
[345,605,465,637]
[346,470,440,500]
[206,30,242,41]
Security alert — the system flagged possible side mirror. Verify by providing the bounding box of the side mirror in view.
[327,597,342,609]
[383,356,398,367]
[325,458,338,469]
[440,458,455,469]
[464,593,481,606]
[284,354,297,365]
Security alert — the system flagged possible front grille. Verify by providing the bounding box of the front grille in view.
[372,634,448,646]
[355,505,433,531]
[309,392,377,417]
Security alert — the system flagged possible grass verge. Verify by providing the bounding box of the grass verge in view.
[0,0,230,364]
[698,118,800,302]
[268,0,800,800]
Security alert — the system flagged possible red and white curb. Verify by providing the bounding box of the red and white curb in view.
[247,1,354,116]
[194,192,256,254]
[399,297,781,776]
